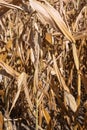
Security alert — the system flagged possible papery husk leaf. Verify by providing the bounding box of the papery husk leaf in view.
[64,91,77,112]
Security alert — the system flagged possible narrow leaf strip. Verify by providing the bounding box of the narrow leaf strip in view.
[72,44,79,70]
[42,108,51,125]
[77,72,81,106]
[53,55,70,93]
[72,44,80,106]
[23,72,33,112]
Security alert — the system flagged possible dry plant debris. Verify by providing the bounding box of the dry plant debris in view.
[0,0,87,130]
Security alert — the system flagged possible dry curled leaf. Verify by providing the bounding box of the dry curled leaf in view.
[0,60,19,78]
[64,91,77,112]
[10,72,33,114]
[30,0,75,42]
